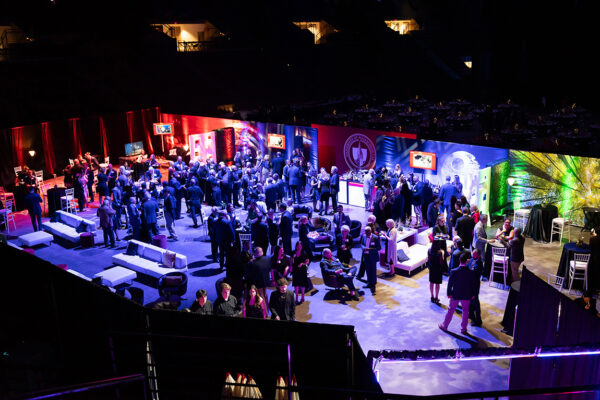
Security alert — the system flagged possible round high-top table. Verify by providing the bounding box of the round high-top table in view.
[524,204,558,242]
[556,242,591,289]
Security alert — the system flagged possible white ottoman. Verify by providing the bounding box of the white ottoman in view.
[94,266,137,287]
[19,231,54,247]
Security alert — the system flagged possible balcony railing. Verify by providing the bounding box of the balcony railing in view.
[177,41,211,52]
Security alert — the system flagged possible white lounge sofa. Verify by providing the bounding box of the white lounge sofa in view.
[112,240,188,278]
[397,241,429,274]
[42,211,97,244]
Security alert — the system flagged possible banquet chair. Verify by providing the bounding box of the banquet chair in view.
[60,188,77,214]
[239,233,252,249]
[156,208,166,228]
[0,187,15,211]
[39,183,50,212]
[546,273,564,291]
[550,213,571,244]
[0,200,16,232]
[567,253,590,294]
[14,166,22,177]
[513,202,531,230]
[489,246,509,288]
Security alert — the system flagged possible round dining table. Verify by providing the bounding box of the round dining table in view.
[523,204,558,242]
[556,242,591,289]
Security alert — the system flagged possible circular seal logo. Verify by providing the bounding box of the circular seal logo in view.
[343,133,376,170]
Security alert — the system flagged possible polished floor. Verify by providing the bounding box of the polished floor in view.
[4,184,575,396]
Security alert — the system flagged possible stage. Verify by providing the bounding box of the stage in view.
[3,178,574,396]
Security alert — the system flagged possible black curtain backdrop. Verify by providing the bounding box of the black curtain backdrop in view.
[509,268,600,398]
[0,128,15,189]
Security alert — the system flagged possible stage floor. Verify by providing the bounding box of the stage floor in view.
[4,183,575,396]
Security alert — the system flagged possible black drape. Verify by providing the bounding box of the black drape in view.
[0,128,15,188]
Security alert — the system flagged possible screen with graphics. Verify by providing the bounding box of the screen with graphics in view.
[153,123,173,135]
[125,141,144,156]
[409,151,436,170]
[267,134,286,149]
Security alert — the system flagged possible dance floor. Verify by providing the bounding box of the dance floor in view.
[4,182,572,395]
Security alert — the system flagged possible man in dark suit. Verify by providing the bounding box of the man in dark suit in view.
[127,197,142,241]
[439,176,459,219]
[264,179,278,212]
[422,180,434,221]
[505,227,525,282]
[321,248,360,300]
[269,278,296,320]
[245,247,272,300]
[330,166,340,213]
[288,161,301,204]
[163,190,178,240]
[272,152,285,177]
[219,164,233,205]
[215,211,234,270]
[170,174,185,219]
[427,199,440,228]
[251,214,270,256]
[279,204,293,255]
[207,207,219,262]
[455,207,475,250]
[469,249,483,327]
[440,251,474,334]
[24,187,43,232]
[412,176,424,227]
[266,209,280,252]
[332,205,351,235]
[141,193,159,242]
[187,179,204,228]
[111,180,123,228]
[211,181,222,208]
[359,226,381,294]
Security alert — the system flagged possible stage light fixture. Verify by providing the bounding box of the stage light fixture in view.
[507,177,516,186]
[28,150,36,157]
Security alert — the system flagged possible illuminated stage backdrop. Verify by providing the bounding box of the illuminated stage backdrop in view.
[509,151,600,226]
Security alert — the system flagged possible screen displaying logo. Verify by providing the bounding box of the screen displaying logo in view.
[343,133,376,170]
[409,151,437,170]
[267,134,286,149]
[153,123,173,135]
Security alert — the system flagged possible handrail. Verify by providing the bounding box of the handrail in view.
[21,374,146,400]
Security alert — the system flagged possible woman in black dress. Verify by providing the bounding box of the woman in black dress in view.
[318,170,330,216]
[292,241,311,304]
[96,168,109,200]
[310,175,320,213]
[298,216,312,254]
[428,239,444,304]
[270,245,291,281]
[243,285,267,319]
[373,188,386,228]
[400,178,413,225]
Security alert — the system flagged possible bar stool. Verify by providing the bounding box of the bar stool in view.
[550,216,570,244]
[568,253,590,294]
[61,188,77,214]
[489,246,509,288]
[513,208,530,231]
[0,200,16,232]
[0,187,15,212]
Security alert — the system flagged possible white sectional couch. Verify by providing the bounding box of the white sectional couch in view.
[112,240,188,278]
[397,241,429,273]
[42,211,97,244]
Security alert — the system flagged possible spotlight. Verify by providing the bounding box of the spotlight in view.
[28,150,36,157]
[507,177,516,186]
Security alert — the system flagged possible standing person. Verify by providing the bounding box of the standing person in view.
[163,190,178,240]
[309,174,319,213]
[96,168,108,201]
[412,176,424,227]
[215,211,234,270]
[24,187,43,232]
[473,214,488,276]
[453,175,463,196]
[428,239,445,304]
[359,226,380,294]
[141,193,159,243]
[207,207,219,262]
[266,209,280,253]
[363,169,375,211]
[469,249,484,327]
[170,173,185,220]
[427,199,441,228]
[391,187,404,226]
[455,207,475,250]
[422,180,434,221]
[187,179,204,228]
[279,204,293,255]
[250,214,269,256]
[379,219,398,276]
[264,178,278,212]
[127,197,142,241]
[291,241,311,304]
[214,282,240,317]
[288,160,301,204]
[330,166,339,213]
[245,247,271,300]
[272,152,285,177]
[112,180,123,228]
[270,245,291,281]
[188,289,213,315]
[318,169,330,216]
[97,199,116,247]
[74,170,87,212]
[400,177,413,225]
[333,205,351,235]
[439,252,474,334]
[336,225,353,266]
[282,159,291,200]
[269,278,296,321]
[243,285,268,319]
[505,227,525,282]
[439,176,459,219]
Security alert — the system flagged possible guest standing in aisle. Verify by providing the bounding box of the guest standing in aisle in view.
[24,186,43,232]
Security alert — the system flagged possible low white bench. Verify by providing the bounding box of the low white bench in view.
[94,266,137,287]
[19,231,54,247]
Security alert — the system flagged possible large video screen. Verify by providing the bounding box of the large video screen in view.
[153,123,173,135]
[125,141,144,156]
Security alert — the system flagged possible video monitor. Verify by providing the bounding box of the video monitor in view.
[153,123,173,135]
[125,141,144,156]
[409,151,436,171]
[267,134,286,149]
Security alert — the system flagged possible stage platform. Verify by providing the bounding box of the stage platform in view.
[2,180,575,396]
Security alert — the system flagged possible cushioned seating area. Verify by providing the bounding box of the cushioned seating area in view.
[112,239,188,278]
[415,228,453,253]
[42,211,96,243]
[396,241,430,274]
[19,231,53,247]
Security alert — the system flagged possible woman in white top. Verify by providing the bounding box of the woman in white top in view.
[379,219,398,276]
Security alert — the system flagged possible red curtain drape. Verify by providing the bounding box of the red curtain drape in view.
[41,122,56,175]
[126,111,135,144]
[99,117,109,159]
[69,118,82,156]
[11,126,24,167]
[141,108,155,154]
